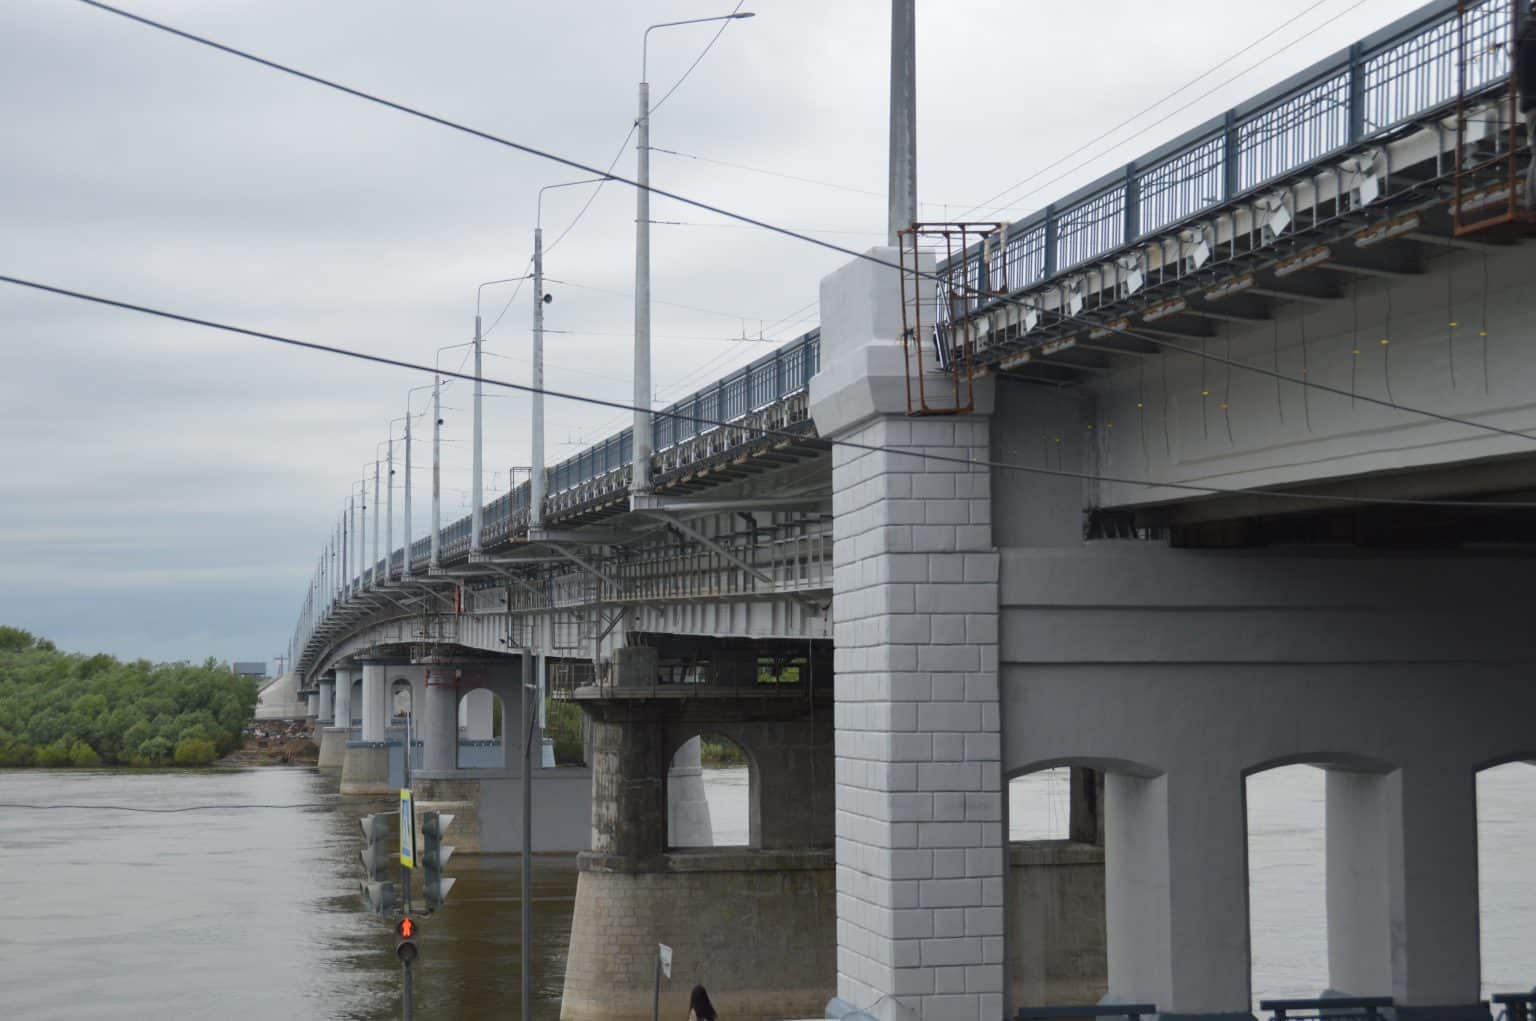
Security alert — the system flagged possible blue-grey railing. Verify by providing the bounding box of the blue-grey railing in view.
[1016,1005,1157,1021]
[946,0,1512,291]
[384,327,818,577]
[1494,993,1534,1021]
[1260,997,1393,1021]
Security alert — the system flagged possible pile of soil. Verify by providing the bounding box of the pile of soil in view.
[219,719,319,767]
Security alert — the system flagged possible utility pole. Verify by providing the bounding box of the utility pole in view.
[431,378,441,568]
[532,227,546,531]
[522,652,535,1021]
[403,411,414,580]
[373,460,381,587]
[889,0,917,246]
[386,435,395,583]
[471,315,483,554]
[632,65,653,498]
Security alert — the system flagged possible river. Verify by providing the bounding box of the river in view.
[0,765,1529,1019]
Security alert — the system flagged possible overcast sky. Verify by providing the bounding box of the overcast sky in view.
[0,0,1434,667]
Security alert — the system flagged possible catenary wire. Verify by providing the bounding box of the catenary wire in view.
[648,0,747,116]
[0,801,338,812]
[5,271,1536,512]
[60,2,1536,451]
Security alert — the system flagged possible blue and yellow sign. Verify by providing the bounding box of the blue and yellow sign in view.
[399,788,416,869]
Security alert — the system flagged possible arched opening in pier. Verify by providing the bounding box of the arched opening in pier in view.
[1006,765,1107,1007]
[455,687,505,770]
[1476,757,1536,999]
[1009,767,1072,842]
[349,677,362,726]
[389,678,412,721]
[667,733,751,849]
[544,659,589,767]
[1245,763,1327,1006]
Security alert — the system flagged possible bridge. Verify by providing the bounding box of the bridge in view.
[278,2,1536,1020]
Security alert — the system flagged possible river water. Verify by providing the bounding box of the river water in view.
[0,765,1529,1019]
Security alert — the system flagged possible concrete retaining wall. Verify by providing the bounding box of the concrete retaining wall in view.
[1009,841,1106,1008]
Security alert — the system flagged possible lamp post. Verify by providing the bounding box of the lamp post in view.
[434,343,474,568]
[473,275,531,544]
[533,180,605,530]
[633,11,755,498]
[402,384,435,581]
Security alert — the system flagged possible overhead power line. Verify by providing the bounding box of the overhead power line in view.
[5,271,1536,512]
[63,2,1536,454]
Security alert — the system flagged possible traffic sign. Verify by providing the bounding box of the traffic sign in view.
[658,943,672,979]
[399,788,415,869]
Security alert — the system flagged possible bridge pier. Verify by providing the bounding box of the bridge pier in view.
[559,663,836,1021]
[317,666,351,771]
[339,658,394,795]
[411,653,591,854]
[811,247,1008,1021]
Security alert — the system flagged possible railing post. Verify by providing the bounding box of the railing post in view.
[1123,162,1140,245]
[1347,41,1366,142]
[1223,109,1241,200]
[1042,203,1058,279]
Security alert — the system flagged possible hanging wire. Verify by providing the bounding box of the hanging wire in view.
[1222,327,1235,446]
[1272,315,1286,423]
[1299,301,1313,433]
[1137,359,1149,466]
[1160,354,1172,458]
[1200,334,1210,441]
[1381,278,1396,408]
[1445,243,1458,390]
[1480,250,1491,394]
[1350,283,1360,409]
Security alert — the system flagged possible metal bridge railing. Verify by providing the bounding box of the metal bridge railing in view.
[1494,993,1535,1021]
[941,0,1512,293]
[1015,1004,1157,1021]
[1259,997,1394,1021]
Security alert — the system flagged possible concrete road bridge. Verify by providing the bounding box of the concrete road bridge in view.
[280,2,1536,1019]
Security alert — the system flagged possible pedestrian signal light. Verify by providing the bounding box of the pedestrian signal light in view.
[395,916,419,963]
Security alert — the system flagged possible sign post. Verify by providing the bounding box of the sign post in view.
[654,943,672,1021]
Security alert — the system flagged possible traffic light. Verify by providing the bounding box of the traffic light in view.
[359,812,397,916]
[420,811,456,911]
[394,916,420,963]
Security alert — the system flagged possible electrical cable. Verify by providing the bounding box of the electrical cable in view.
[72,0,1523,453]
[648,0,746,116]
[6,271,1536,511]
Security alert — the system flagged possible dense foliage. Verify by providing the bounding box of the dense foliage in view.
[0,627,258,768]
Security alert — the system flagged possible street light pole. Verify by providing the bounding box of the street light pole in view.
[634,11,755,500]
[535,180,605,530]
[471,314,483,554]
[373,459,381,587]
[431,376,441,569]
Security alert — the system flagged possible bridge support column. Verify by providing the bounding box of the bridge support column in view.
[1326,769,1393,998]
[810,248,1004,1021]
[667,735,713,847]
[422,663,458,773]
[340,659,391,795]
[560,690,836,1021]
[317,667,351,772]
[317,676,335,726]
[1383,765,1483,1018]
[305,691,318,720]
[412,654,592,855]
[1104,771,1252,1018]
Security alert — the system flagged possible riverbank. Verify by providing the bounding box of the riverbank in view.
[216,719,318,767]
